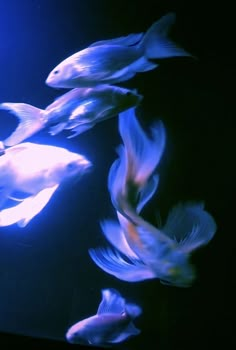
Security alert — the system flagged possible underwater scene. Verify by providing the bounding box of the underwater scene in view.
[0,0,234,349]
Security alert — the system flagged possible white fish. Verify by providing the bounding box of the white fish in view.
[66,288,142,346]
[0,85,142,146]
[0,142,91,227]
[46,12,193,88]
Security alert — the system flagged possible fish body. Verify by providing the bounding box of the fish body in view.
[66,288,141,346]
[0,85,142,146]
[0,142,91,227]
[46,12,192,88]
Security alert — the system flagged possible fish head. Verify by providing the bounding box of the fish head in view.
[45,49,96,88]
[46,149,92,185]
[66,323,87,344]
[46,54,81,88]
[112,87,143,111]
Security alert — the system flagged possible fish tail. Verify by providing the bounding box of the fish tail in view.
[139,12,194,60]
[0,103,45,146]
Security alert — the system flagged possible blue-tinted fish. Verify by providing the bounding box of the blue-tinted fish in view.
[0,85,142,147]
[89,201,217,287]
[66,288,142,347]
[46,12,192,88]
[0,142,91,227]
[89,108,217,286]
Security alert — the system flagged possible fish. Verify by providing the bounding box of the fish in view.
[0,85,143,147]
[89,109,217,287]
[89,201,217,287]
[46,12,193,88]
[0,142,91,227]
[66,288,142,347]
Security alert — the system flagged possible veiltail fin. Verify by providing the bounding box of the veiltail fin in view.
[100,219,138,259]
[88,247,155,282]
[162,202,217,253]
[97,288,125,315]
[139,12,193,60]
[0,103,45,146]
[118,108,166,187]
[125,303,142,319]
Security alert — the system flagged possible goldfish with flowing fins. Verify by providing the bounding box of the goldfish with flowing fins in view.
[89,109,217,286]
[66,288,141,346]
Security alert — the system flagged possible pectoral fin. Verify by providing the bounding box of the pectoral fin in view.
[67,122,95,138]
[0,185,59,227]
[49,122,68,136]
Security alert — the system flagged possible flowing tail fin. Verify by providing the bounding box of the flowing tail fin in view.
[139,12,194,60]
[0,103,45,146]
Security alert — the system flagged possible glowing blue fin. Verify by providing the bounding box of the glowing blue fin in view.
[100,220,138,259]
[90,33,143,47]
[128,56,158,73]
[137,174,159,213]
[97,288,124,315]
[89,247,155,282]
[109,322,141,343]
[49,122,68,136]
[118,107,166,187]
[162,202,217,253]
[139,12,193,59]
[67,123,95,138]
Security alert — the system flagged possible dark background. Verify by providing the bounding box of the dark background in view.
[0,0,234,349]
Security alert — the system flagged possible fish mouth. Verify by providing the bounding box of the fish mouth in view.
[81,159,93,170]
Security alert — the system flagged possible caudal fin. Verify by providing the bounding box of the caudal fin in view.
[140,12,193,60]
[0,103,45,146]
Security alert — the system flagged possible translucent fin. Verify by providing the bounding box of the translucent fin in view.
[125,303,142,318]
[0,185,59,227]
[0,103,45,146]
[67,122,95,138]
[97,288,124,315]
[89,247,155,282]
[49,122,68,136]
[162,202,217,253]
[137,174,159,213]
[100,219,138,259]
[128,56,158,73]
[89,33,144,47]
[139,12,193,59]
[109,322,141,343]
[105,65,135,83]
[118,107,166,186]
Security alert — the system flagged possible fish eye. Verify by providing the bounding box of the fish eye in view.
[66,162,78,172]
[53,70,59,75]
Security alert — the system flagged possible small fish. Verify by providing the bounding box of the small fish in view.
[0,85,142,147]
[0,142,91,227]
[66,288,142,347]
[46,12,192,88]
